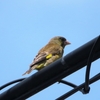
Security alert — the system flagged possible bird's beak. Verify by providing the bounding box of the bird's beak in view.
[65,40,71,45]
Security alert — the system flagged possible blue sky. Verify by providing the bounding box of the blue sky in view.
[0,0,100,100]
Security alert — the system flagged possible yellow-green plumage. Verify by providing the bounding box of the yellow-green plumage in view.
[35,54,60,70]
[22,36,70,75]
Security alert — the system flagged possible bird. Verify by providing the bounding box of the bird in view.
[22,36,70,75]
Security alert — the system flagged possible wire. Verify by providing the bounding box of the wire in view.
[0,78,25,90]
[59,80,78,88]
[56,73,100,100]
[58,80,83,93]
[83,36,100,93]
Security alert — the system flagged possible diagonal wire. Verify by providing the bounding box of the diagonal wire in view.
[58,80,83,93]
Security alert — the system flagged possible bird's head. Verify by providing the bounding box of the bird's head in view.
[50,36,71,48]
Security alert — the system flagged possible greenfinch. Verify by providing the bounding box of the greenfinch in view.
[22,36,70,75]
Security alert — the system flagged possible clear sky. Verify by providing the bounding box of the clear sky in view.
[0,0,100,100]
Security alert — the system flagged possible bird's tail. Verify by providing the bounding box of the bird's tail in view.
[22,65,37,75]
[22,68,32,75]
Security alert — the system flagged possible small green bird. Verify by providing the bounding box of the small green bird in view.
[22,36,70,75]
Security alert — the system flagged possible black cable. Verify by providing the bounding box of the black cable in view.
[59,80,78,88]
[58,80,83,93]
[56,73,100,100]
[83,36,100,93]
[0,78,25,90]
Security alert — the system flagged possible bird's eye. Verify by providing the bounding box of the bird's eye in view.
[60,37,66,41]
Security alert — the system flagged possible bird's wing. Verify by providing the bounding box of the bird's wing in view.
[30,52,48,67]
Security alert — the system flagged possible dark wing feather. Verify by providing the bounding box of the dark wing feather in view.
[30,52,47,67]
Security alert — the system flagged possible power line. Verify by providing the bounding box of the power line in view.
[0,35,100,100]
